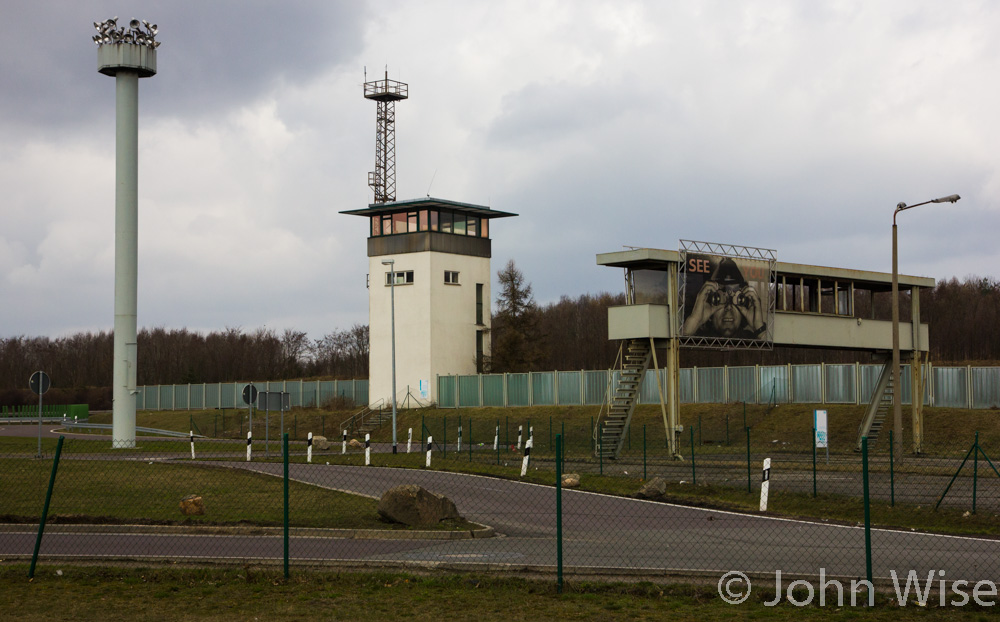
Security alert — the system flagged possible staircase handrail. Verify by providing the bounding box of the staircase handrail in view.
[594,343,625,446]
[340,398,385,437]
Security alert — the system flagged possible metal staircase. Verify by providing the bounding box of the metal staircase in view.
[595,339,652,460]
[856,361,893,451]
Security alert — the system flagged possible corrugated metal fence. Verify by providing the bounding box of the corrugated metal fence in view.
[437,364,1000,409]
[136,379,368,411]
[132,366,1000,411]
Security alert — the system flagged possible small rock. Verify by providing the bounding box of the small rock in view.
[962,511,971,518]
[179,494,205,516]
[348,438,363,449]
[312,435,331,450]
[562,473,581,488]
[636,477,667,499]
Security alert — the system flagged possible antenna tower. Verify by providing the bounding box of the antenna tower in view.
[364,69,408,204]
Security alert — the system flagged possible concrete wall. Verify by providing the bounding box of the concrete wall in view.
[369,252,490,406]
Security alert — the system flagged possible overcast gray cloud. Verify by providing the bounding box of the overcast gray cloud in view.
[2,0,999,343]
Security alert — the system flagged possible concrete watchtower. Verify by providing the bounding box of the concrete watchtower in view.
[94,18,159,448]
[342,73,515,407]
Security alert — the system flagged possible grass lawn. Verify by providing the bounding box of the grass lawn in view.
[2,566,997,622]
[0,457,474,531]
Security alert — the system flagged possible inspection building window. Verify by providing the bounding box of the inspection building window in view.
[385,270,414,286]
[444,271,460,285]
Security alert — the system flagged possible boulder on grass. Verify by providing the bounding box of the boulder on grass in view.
[348,438,364,449]
[635,477,667,500]
[179,494,205,516]
[312,435,331,451]
[377,484,460,527]
[561,473,581,488]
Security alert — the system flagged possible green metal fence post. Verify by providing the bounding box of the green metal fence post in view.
[889,430,895,507]
[443,416,447,459]
[556,434,564,593]
[746,426,752,494]
[690,425,696,485]
[496,419,500,465]
[974,431,979,514]
[29,435,65,579]
[643,424,647,481]
[561,421,565,470]
[812,426,817,498]
[283,432,289,579]
[862,436,872,585]
[549,416,552,451]
[599,424,603,475]
[469,417,473,462]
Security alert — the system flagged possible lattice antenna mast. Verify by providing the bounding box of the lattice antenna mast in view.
[364,69,408,204]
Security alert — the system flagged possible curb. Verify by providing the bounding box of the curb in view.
[0,523,494,540]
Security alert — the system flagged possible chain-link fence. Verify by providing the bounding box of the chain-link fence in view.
[3,407,998,595]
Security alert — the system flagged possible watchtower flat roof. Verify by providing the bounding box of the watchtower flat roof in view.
[596,247,935,290]
[341,197,518,219]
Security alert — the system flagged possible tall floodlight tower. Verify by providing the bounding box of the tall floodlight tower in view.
[364,70,408,204]
[94,18,159,448]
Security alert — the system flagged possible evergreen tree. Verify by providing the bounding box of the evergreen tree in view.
[490,260,543,372]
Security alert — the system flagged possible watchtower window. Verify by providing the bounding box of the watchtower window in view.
[385,270,414,285]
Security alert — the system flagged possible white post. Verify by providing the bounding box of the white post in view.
[457,424,462,452]
[365,433,371,466]
[189,431,195,460]
[307,431,313,464]
[246,431,252,462]
[529,426,534,443]
[342,429,347,455]
[425,435,433,468]
[407,428,412,453]
[760,458,771,511]
[493,425,498,451]
[517,425,523,450]
[520,438,532,476]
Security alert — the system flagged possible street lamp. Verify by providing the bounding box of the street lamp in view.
[381,259,398,454]
[892,194,959,461]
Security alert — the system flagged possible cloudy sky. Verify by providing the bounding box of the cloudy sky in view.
[2,1,998,342]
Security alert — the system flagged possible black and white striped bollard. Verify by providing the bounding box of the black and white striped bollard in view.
[342,429,347,455]
[246,431,252,462]
[407,428,412,453]
[520,438,533,476]
[493,425,498,451]
[365,433,371,466]
[457,424,462,452]
[517,425,523,450]
[760,458,771,511]
[190,431,195,460]
[425,436,433,467]
[307,432,313,463]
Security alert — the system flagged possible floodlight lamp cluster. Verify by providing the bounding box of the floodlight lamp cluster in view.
[92,17,160,48]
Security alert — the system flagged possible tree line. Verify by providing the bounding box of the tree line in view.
[0,325,369,407]
[1,268,997,407]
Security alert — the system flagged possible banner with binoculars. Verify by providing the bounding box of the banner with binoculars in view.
[679,243,776,350]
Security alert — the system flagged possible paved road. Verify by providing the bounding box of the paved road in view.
[3,456,998,582]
